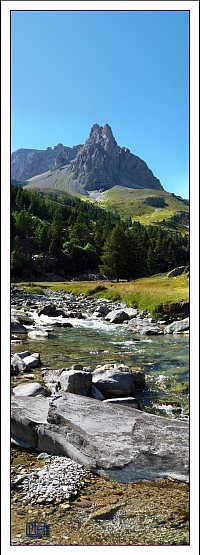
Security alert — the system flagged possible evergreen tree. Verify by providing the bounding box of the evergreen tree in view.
[101,224,130,281]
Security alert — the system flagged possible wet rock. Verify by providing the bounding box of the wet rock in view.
[59,370,92,396]
[164,317,189,334]
[54,321,73,328]
[11,321,28,334]
[28,329,49,339]
[37,304,68,317]
[13,382,48,397]
[128,318,163,335]
[14,313,34,325]
[105,309,132,324]
[139,326,163,335]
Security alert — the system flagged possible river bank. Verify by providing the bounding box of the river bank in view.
[10,284,189,545]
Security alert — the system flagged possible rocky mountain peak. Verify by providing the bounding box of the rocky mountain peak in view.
[12,123,163,193]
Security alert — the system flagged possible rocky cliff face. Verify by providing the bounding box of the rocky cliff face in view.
[68,124,162,191]
[11,144,82,182]
[11,124,163,191]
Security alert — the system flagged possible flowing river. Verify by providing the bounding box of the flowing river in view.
[11,291,189,546]
[11,292,189,419]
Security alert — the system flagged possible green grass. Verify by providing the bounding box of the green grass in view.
[96,186,189,231]
[16,272,189,320]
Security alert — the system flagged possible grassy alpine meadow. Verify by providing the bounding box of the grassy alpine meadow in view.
[16,272,189,320]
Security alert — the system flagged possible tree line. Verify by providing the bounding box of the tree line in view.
[11,186,189,280]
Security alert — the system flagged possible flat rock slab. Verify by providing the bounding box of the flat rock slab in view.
[11,393,189,483]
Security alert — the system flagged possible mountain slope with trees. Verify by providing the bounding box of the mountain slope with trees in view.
[11,186,189,281]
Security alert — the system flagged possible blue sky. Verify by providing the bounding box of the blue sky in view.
[11,9,189,198]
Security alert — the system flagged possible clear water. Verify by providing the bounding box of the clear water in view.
[12,309,189,420]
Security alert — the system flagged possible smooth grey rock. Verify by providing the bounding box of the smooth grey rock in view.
[13,382,48,397]
[11,393,189,482]
[11,395,51,447]
[23,353,40,369]
[105,309,131,324]
[91,384,105,401]
[59,370,92,396]
[93,364,145,390]
[28,329,49,339]
[103,397,140,409]
[11,321,27,334]
[128,318,163,335]
[37,304,67,317]
[93,304,110,316]
[164,317,189,334]
[139,326,163,335]
[92,369,136,397]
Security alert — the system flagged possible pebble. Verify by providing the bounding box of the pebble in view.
[13,455,90,505]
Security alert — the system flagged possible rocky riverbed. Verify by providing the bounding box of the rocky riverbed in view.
[10,285,189,545]
[11,447,189,546]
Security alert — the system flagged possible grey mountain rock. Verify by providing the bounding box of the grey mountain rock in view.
[12,124,163,192]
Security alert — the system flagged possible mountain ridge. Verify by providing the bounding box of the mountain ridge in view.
[11,123,163,193]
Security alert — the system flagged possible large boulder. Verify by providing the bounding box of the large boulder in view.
[59,370,92,396]
[92,369,136,397]
[93,364,145,390]
[105,309,130,324]
[37,304,67,317]
[11,393,189,482]
[93,304,110,316]
[164,317,189,334]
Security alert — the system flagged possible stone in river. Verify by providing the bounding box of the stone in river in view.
[11,321,27,334]
[11,393,189,483]
[23,353,41,369]
[92,370,136,397]
[105,309,131,324]
[164,317,189,334]
[28,329,49,339]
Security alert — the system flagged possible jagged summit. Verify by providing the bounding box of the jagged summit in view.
[11,124,163,192]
